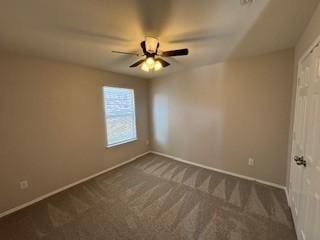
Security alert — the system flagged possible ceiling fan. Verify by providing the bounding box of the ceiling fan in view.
[112,37,189,72]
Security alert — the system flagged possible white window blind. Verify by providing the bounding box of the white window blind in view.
[103,87,137,147]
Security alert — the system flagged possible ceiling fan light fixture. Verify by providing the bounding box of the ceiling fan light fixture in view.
[154,61,162,71]
[146,57,155,69]
[141,62,150,72]
[145,37,159,53]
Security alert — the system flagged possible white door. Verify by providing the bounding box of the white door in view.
[289,43,320,240]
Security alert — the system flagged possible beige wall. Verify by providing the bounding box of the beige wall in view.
[0,51,150,213]
[286,2,320,187]
[0,46,299,213]
[150,49,294,186]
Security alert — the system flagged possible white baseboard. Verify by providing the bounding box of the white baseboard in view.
[151,151,286,190]
[0,151,150,218]
[284,187,290,204]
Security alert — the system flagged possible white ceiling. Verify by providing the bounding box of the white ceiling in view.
[0,0,319,78]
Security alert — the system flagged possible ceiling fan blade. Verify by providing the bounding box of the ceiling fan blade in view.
[161,48,189,57]
[129,59,145,68]
[112,51,139,56]
[156,58,170,68]
[140,41,148,55]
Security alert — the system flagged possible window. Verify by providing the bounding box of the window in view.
[103,87,137,147]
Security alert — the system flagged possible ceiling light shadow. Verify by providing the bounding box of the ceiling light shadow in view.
[135,0,174,38]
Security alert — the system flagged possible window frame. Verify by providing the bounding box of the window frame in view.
[102,86,138,148]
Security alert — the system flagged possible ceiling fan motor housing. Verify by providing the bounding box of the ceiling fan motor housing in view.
[145,37,159,54]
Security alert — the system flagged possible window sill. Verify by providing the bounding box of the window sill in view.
[106,138,138,148]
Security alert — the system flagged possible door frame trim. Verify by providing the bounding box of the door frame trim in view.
[298,35,320,66]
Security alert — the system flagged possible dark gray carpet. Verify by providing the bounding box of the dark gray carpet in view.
[0,153,296,239]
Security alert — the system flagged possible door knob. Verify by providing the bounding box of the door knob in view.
[294,156,306,167]
[294,156,302,162]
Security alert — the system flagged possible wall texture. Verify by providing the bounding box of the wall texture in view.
[150,49,294,186]
[286,2,320,188]
[0,52,150,213]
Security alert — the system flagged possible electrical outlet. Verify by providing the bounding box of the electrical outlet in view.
[20,180,29,190]
[248,158,255,166]
[146,140,150,146]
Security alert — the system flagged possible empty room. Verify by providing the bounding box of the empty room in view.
[1,0,320,239]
